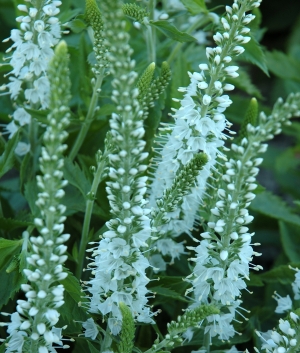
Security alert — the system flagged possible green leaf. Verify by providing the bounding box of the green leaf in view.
[250,191,300,227]
[280,221,300,262]
[180,0,208,15]
[24,107,49,124]
[0,269,23,309]
[24,180,39,217]
[60,270,83,303]
[259,264,297,285]
[59,8,83,24]
[149,21,196,43]
[0,217,32,232]
[0,238,23,270]
[87,341,100,353]
[0,131,19,179]
[228,67,262,99]
[20,152,33,192]
[58,271,89,334]
[67,18,87,33]
[63,158,92,197]
[150,286,189,303]
[266,50,300,82]
[241,36,269,76]
[149,276,190,303]
[246,272,264,287]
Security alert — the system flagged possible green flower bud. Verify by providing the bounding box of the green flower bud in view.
[122,3,150,24]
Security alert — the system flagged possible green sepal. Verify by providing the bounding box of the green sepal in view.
[237,97,258,141]
[117,302,135,353]
[122,3,149,23]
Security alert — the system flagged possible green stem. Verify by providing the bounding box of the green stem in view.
[28,118,39,177]
[166,15,210,65]
[69,69,105,161]
[100,321,112,353]
[75,157,106,279]
[146,0,156,62]
[203,330,211,353]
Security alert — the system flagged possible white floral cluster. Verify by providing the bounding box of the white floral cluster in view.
[255,266,300,352]
[85,0,154,336]
[1,0,62,155]
[0,41,71,353]
[149,0,261,267]
[273,266,300,314]
[186,93,300,342]
[256,312,299,353]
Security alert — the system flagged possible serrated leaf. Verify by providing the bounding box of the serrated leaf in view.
[266,50,300,82]
[280,221,300,262]
[0,238,23,270]
[58,271,89,333]
[150,20,196,43]
[0,269,23,309]
[63,158,91,197]
[181,0,208,15]
[241,36,269,76]
[250,191,300,227]
[228,67,262,99]
[60,270,84,303]
[259,264,297,285]
[0,131,19,179]
[0,217,32,232]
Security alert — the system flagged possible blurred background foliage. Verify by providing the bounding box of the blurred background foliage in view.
[0,0,300,352]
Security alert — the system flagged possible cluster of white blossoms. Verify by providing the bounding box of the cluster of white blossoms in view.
[85,0,155,336]
[186,93,300,342]
[149,0,260,267]
[1,0,62,155]
[254,266,300,352]
[256,312,300,353]
[0,41,71,353]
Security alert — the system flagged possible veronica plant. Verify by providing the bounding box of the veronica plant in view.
[149,0,260,268]
[0,0,300,353]
[1,0,62,156]
[1,40,71,353]
[185,93,300,346]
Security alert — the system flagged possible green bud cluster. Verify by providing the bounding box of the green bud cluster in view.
[237,97,258,142]
[151,153,208,232]
[151,61,172,100]
[122,3,149,24]
[137,62,156,102]
[137,61,171,118]
[145,305,219,353]
[117,302,135,353]
[85,0,109,74]
[167,305,219,336]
